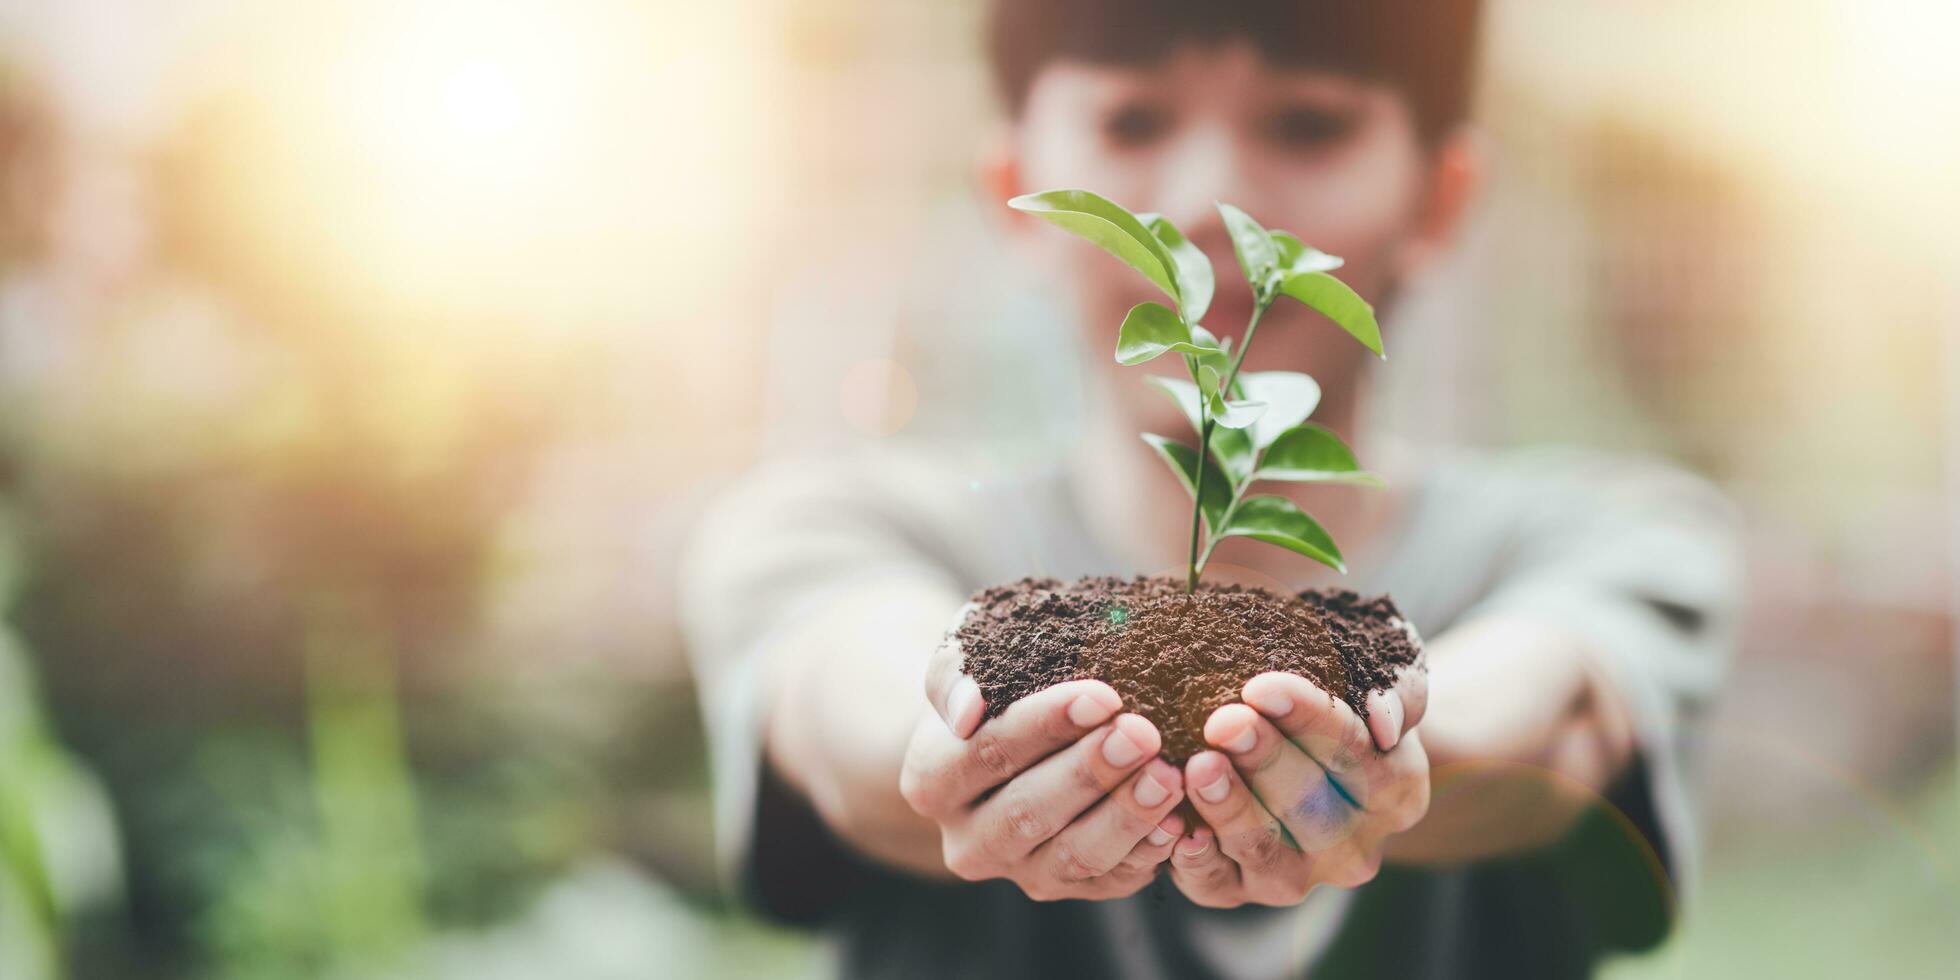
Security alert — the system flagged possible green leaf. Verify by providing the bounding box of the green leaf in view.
[1010,189,1181,305]
[1139,213,1214,323]
[1195,363,1264,430]
[1258,423,1383,486]
[1143,376,1253,475]
[1210,395,1265,430]
[1144,375,1204,435]
[1236,371,1321,451]
[1218,495,1346,572]
[1272,231,1346,276]
[1142,433,1231,532]
[1278,270,1384,359]
[1187,324,1233,379]
[1116,302,1222,366]
[1217,202,1278,292]
[1215,429,1254,478]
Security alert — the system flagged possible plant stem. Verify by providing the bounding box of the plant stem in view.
[1223,300,1270,395]
[1198,480,1253,572]
[1186,299,1271,592]
[1186,412,1214,593]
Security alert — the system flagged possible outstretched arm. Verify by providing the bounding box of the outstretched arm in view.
[756,579,960,876]
[1382,614,1636,862]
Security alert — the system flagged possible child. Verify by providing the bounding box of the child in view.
[682,2,1740,976]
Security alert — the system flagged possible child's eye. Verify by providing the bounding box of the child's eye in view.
[1265,105,1358,150]
[1102,102,1173,149]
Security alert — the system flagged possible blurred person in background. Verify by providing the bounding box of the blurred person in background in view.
[681,2,1743,978]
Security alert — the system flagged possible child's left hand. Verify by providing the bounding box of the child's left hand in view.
[1168,666,1430,907]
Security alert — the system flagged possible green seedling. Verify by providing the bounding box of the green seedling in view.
[1009,189,1386,592]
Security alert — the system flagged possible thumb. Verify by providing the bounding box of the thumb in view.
[924,601,985,738]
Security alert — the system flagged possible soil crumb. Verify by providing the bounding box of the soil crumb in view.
[955,575,1422,761]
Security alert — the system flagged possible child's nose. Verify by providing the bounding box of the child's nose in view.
[1151,125,1255,265]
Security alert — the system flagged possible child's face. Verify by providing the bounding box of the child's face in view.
[1002,41,1465,389]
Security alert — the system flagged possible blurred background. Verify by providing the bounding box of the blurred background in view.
[0,0,1956,977]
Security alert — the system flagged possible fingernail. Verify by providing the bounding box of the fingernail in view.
[1368,690,1401,751]
[1147,826,1174,847]
[1178,832,1212,857]
[1247,689,1293,718]
[1069,693,1117,728]
[948,678,982,737]
[1222,724,1257,755]
[1103,728,1144,768]
[1197,773,1230,804]
[1133,771,1169,807]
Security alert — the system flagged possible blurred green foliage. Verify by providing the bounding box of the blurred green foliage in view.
[1,597,66,979]
[0,203,730,978]
[4,453,732,979]
[1605,774,1960,980]
[2,511,122,980]
[196,605,430,979]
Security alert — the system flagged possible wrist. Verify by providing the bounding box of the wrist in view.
[1385,618,1638,864]
[1417,616,1592,768]
[770,685,948,869]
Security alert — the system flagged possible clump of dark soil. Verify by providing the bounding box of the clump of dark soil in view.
[955,575,1421,761]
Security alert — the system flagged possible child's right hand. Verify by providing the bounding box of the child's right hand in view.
[898,631,1186,901]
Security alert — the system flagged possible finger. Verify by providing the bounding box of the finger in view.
[1360,659,1429,752]
[1033,757,1184,882]
[924,602,982,737]
[1364,689,1404,753]
[967,713,1159,862]
[1168,827,1241,907]
[1394,616,1429,732]
[1396,659,1430,733]
[1205,704,1358,852]
[902,678,1123,815]
[1183,749,1302,885]
[1115,810,1185,874]
[1069,864,1159,902]
[1242,672,1377,777]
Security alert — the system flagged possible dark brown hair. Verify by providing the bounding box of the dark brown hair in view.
[987,0,1482,142]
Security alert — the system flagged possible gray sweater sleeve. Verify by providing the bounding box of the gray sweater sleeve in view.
[676,452,968,904]
[1447,447,1745,895]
